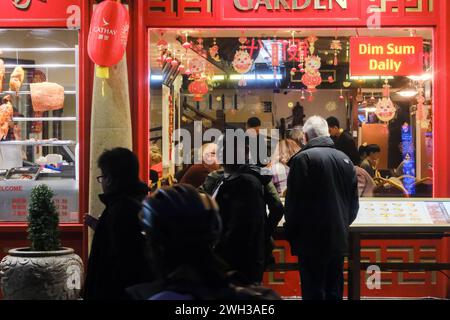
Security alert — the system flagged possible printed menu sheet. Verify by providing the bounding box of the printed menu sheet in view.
[353,201,450,226]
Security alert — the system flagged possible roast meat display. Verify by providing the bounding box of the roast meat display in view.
[0,95,13,140]
[30,82,65,112]
[9,66,25,96]
[0,59,5,93]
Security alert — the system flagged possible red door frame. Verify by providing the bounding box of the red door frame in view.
[0,0,93,265]
[131,0,450,297]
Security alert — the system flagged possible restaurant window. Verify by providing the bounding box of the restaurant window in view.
[148,28,433,198]
[0,29,79,222]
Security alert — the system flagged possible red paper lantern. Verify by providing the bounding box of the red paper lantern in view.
[88,0,130,79]
[301,73,322,92]
[188,79,209,102]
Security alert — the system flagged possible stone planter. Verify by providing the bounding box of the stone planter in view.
[0,247,83,300]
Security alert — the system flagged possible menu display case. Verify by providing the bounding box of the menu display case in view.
[348,199,450,300]
[0,29,79,223]
[351,199,450,232]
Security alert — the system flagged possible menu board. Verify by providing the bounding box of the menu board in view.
[0,180,79,223]
[353,200,450,226]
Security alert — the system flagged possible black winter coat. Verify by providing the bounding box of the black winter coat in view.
[83,182,152,300]
[214,169,267,283]
[285,136,359,257]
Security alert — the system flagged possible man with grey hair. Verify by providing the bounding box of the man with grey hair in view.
[285,115,359,300]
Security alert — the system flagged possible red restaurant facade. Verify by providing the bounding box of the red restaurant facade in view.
[0,0,450,298]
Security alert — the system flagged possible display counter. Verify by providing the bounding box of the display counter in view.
[348,199,450,300]
[263,198,450,298]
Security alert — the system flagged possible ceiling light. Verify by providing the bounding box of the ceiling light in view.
[407,73,432,81]
[397,89,418,98]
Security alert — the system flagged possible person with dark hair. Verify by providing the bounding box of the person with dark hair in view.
[210,133,268,284]
[246,117,262,130]
[326,116,360,165]
[126,185,280,300]
[358,143,369,162]
[360,144,381,178]
[246,116,271,167]
[83,147,152,300]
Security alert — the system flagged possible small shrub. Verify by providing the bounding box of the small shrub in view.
[27,184,61,251]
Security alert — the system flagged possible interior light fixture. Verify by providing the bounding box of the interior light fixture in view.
[407,73,433,82]
[212,75,225,81]
[350,76,394,80]
[229,74,282,81]
[397,89,418,98]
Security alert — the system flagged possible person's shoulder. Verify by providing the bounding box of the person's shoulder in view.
[239,172,263,185]
[149,291,195,301]
[340,130,354,139]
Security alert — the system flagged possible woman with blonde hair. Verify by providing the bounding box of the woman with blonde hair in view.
[270,138,301,196]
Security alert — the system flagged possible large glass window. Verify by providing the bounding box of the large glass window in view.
[149,28,433,198]
[0,29,79,222]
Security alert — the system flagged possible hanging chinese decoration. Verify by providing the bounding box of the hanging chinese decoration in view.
[415,81,429,129]
[330,39,342,66]
[182,32,191,51]
[209,38,221,62]
[189,57,205,80]
[299,34,322,92]
[188,78,209,102]
[301,55,322,92]
[232,37,254,87]
[307,35,318,55]
[375,80,397,122]
[330,29,341,66]
[168,94,174,161]
[88,0,130,95]
[298,40,307,72]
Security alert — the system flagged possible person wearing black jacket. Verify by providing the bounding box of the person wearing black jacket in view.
[200,165,284,267]
[326,116,360,166]
[83,148,152,300]
[285,116,359,300]
[211,133,268,284]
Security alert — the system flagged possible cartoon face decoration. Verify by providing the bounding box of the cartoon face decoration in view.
[301,55,322,91]
[189,57,204,77]
[375,97,396,122]
[232,50,253,74]
[304,55,321,76]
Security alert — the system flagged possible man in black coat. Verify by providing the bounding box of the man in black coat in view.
[83,148,152,300]
[285,116,359,300]
[326,116,360,166]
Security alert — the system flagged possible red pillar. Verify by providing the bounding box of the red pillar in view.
[434,0,450,298]
[130,0,149,182]
[80,0,95,266]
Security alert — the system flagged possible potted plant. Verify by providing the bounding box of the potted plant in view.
[0,184,83,300]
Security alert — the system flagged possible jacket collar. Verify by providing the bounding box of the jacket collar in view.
[302,136,335,151]
[99,181,150,205]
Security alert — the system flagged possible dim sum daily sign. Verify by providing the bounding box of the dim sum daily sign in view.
[350,37,424,76]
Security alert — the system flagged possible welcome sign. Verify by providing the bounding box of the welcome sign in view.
[350,37,424,76]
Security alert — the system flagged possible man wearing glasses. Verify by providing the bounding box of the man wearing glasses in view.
[83,148,152,300]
